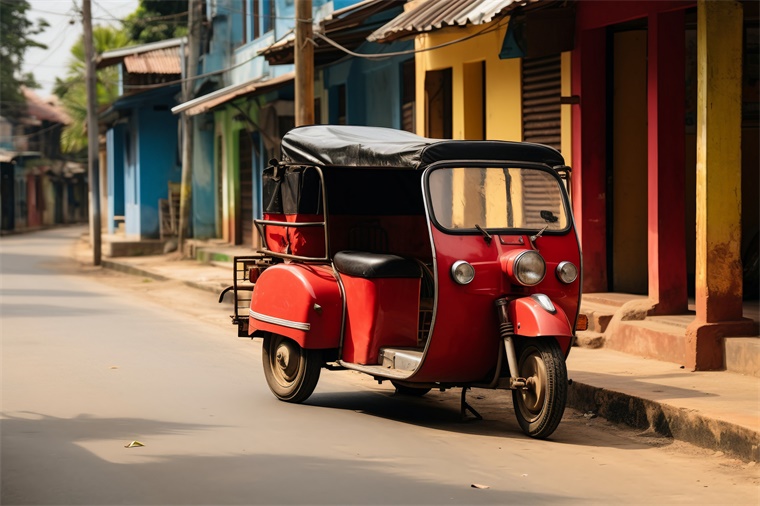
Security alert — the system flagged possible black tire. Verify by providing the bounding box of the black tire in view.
[391,381,431,397]
[512,338,567,439]
[262,334,322,403]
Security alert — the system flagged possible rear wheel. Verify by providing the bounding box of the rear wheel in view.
[512,338,567,439]
[262,334,321,403]
[391,381,431,397]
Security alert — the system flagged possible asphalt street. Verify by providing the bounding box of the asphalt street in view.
[1,228,758,505]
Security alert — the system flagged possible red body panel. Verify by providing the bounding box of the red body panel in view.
[410,225,581,383]
[341,275,420,364]
[248,263,341,349]
[509,297,574,353]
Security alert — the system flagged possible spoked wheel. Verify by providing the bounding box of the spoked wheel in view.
[262,334,322,403]
[391,381,431,397]
[512,338,567,439]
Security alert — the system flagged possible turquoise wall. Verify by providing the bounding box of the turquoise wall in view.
[106,124,125,234]
[136,103,181,237]
[324,41,413,128]
[192,120,217,238]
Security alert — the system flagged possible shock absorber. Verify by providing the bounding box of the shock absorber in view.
[495,297,526,389]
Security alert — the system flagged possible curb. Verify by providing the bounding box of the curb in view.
[103,259,228,296]
[95,257,759,463]
[101,259,170,282]
[568,381,760,462]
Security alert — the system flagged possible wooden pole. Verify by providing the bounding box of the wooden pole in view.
[83,0,101,265]
[178,0,201,256]
[295,0,314,126]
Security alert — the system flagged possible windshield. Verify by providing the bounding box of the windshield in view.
[427,166,569,232]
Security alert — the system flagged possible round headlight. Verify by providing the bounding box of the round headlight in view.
[556,261,578,284]
[513,251,546,286]
[451,260,475,285]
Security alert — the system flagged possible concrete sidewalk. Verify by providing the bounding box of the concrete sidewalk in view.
[76,237,760,463]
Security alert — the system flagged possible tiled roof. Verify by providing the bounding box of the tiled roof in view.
[22,87,70,125]
[124,47,181,75]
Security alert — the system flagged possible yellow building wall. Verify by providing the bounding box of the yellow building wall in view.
[414,20,522,142]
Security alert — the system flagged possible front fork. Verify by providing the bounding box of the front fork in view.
[495,297,529,389]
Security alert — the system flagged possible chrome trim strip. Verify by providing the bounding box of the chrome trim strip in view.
[249,310,311,331]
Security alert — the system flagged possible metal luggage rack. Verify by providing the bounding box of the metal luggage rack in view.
[219,255,270,337]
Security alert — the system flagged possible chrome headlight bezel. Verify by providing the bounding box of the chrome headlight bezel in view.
[513,250,546,286]
[451,260,475,285]
[555,261,578,284]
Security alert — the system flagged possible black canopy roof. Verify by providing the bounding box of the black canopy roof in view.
[280,125,566,169]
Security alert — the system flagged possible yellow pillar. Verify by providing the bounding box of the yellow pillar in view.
[686,0,757,370]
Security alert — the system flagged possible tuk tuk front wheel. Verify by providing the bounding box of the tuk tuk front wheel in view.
[262,334,322,403]
[512,338,567,439]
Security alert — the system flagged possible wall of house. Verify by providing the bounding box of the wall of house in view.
[106,124,125,235]
[414,20,522,141]
[192,118,217,239]
[136,104,181,238]
[322,42,413,128]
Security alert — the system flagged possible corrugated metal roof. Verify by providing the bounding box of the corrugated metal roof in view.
[123,47,181,75]
[172,71,295,116]
[97,37,185,70]
[368,0,533,43]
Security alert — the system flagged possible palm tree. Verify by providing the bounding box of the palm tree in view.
[55,26,131,156]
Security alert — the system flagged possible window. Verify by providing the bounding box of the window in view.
[263,0,275,34]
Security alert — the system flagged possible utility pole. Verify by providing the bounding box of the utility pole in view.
[295,0,314,126]
[83,0,101,265]
[178,0,201,256]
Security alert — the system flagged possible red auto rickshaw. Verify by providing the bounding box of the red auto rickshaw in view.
[223,125,586,439]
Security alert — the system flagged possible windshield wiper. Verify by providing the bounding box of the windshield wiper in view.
[474,224,492,245]
[530,224,549,245]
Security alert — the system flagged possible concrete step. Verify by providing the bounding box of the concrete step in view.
[579,300,617,333]
[574,330,604,349]
[582,292,648,307]
[725,337,760,378]
[605,319,691,367]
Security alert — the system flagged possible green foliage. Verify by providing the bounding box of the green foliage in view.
[123,0,188,44]
[55,26,131,156]
[0,0,49,121]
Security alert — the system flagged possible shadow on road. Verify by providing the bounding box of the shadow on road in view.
[304,386,672,452]
[1,411,581,505]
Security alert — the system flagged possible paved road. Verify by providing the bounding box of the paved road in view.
[2,228,758,505]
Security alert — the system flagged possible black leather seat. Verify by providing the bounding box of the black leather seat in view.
[333,251,421,279]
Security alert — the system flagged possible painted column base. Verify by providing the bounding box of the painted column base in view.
[686,319,760,371]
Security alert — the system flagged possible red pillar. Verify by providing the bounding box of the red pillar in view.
[647,10,688,314]
[572,28,608,293]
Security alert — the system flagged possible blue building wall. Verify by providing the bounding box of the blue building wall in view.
[192,123,217,238]
[111,87,182,239]
[106,124,125,234]
[136,103,182,238]
[323,41,414,128]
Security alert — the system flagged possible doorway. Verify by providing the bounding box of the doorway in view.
[607,26,649,294]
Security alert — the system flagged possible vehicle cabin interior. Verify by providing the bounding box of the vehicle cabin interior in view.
[260,164,434,365]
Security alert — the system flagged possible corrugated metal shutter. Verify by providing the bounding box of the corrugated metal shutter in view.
[522,54,561,151]
[520,55,563,228]
[521,170,563,229]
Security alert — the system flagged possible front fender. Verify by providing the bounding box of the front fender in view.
[249,264,342,349]
[509,296,573,353]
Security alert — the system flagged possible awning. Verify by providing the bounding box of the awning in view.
[367,0,536,43]
[171,71,295,116]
